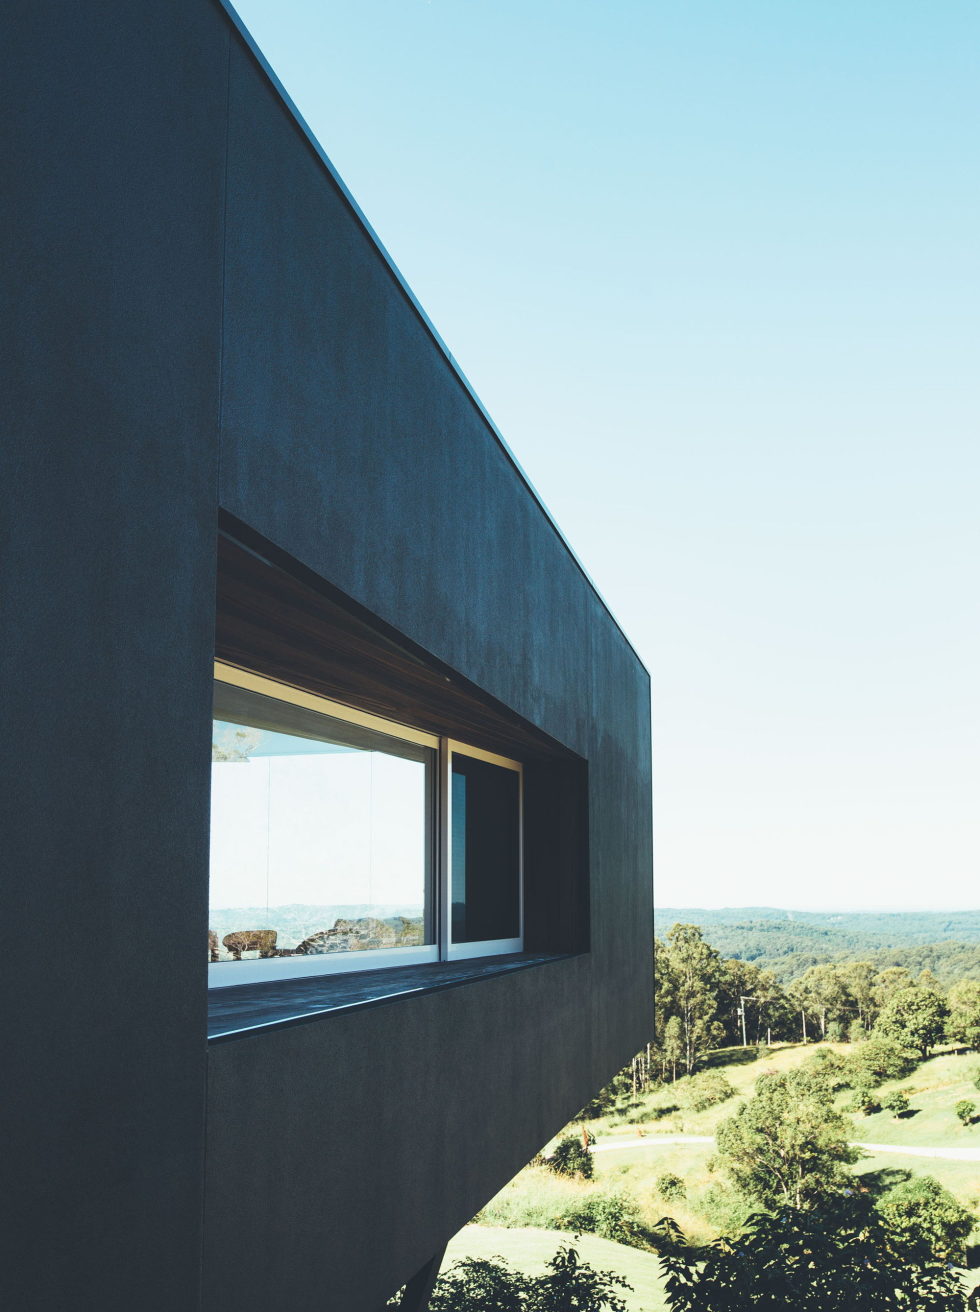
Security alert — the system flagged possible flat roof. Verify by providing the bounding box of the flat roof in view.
[219,0,648,676]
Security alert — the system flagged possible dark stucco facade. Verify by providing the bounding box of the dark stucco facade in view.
[2,3,653,1310]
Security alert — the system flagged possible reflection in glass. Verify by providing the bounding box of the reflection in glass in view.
[451,754,520,944]
[209,683,432,965]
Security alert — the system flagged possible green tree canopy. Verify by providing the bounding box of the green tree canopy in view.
[876,986,949,1059]
[661,924,725,1076]
[845,1034,919,1084]
[877,1175,975,1265]
[715,1068,859,1210]
[947,980,980,1050]
[656,1196,969,1312]
[791,963,853,1039]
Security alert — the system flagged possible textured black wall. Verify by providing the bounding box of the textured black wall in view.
[2,3,652,1309]
[2,3,227,1308]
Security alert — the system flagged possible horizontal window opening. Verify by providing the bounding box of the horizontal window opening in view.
[210,664,525,986]
[210,526,591,989]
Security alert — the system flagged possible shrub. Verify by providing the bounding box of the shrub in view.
[691,1183,754,1234]
[657,1173,686,1201]
[682,1071,735,1113]
[547,1134,593,1180]
[530,1243,631,1312]
[801,1048,851,1093]
[843,1081,880,1116]
[557,1189,653,1249]
[955,1099,975,1126]
[475,1166,587,1230]
[844,1036,918,1086]
[877,1175,975,1265]
[654,1195,967,1311]
[424,1245,632,1312]
[882,1089,910,1117]
[426,1257,528,1312]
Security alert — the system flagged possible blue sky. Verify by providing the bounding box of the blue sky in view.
[230,0,979,911]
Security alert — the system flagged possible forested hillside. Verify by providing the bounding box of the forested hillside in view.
[654,907,980,984]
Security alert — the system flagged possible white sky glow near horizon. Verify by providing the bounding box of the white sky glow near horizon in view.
[228,0,979,913]
[209,753,427,912]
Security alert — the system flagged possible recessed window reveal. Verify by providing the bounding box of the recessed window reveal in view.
[209,663,523,986]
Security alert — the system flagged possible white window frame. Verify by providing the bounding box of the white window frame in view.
[208,662,524,988]
[443,740,524,961]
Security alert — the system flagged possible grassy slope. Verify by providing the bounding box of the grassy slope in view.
[847,1050,980,1205]
[472,1042,980,1289]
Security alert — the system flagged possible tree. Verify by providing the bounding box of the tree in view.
[714,1069,859,1210]
[882,1089,910,1117]
[947,980,980,1050]
[841,961,878,1034]
[662,924,725,1076]
[662,1016,684,1082]
[655,1196,969,1312]
[876,986,949,1059]
[716,956,758,1046]
[954,1099,975,1127]
[845,1034,918,1085]
[872,966,914,1012]
[792,963,853,1040]
[718,959,791,1046]
[877,1175,975,1265]
[211,725,259,761]
[800,1047,851,1094]
[843,1080,880,1117]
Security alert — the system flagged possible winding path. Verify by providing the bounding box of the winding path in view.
[590,1135,980,1162]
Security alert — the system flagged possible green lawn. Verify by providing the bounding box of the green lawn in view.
[845,1050,980,1151]
[443,1224,670,1312]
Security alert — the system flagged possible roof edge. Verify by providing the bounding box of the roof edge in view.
[216,0,648,676]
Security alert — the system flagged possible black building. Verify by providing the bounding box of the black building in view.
[2,3,653,1309]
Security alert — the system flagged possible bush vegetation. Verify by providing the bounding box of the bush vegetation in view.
[954,1099,975,1127]
[407,1244,632,1312]
[656,1196,971,1311]
[546,1135,593,1181]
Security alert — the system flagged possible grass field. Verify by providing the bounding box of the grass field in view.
[442,1225,670,1312]
[465,1041,980,1294]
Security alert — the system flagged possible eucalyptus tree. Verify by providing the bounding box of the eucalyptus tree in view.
[662,924,725,1076]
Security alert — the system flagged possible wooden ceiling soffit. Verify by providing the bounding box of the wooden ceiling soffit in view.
[215,530,570,763]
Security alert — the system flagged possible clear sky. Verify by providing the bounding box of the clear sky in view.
[230,0,979,912]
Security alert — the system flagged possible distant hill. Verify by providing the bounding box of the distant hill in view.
[209,902,423,950]
[654,907,980,984]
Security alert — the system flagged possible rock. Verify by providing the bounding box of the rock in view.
[222,929,278,960]
[294,917,398,955]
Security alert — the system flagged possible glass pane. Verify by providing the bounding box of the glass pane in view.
[451,753,520,944]
[209,682,432,968]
